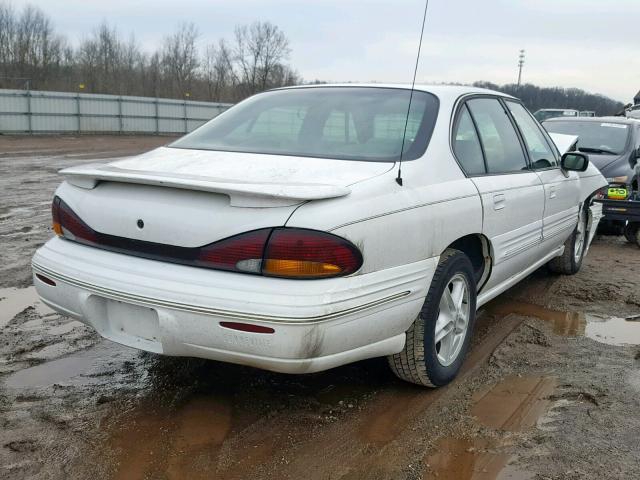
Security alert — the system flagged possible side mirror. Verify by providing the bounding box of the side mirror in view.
[561,152,589,172]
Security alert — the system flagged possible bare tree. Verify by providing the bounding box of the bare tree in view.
[161,22,199,97]
[202,39,233,101]
[0,3,17,86]
[120,34,145,95]
[232,21,290,96]
[0,3,66,89]
[0,2,301,101]
[143,51,162,97]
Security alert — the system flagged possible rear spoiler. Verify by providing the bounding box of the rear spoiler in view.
[60,164,351,208]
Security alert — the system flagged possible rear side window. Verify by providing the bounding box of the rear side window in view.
[506,101,558,169]
[467,98,528,174]
[453,105,485,175]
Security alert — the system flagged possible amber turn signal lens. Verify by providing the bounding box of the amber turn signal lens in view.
[52,221,63,236]
[262,259,342,278]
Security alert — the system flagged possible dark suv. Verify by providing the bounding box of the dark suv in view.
[543,116,640,234]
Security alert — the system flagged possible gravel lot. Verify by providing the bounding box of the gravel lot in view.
[1,135,639,479]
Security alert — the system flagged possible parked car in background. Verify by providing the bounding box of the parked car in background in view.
[627,105,640,120]
[543,116,640,234]
[534,108,579,122]
[580,111,596,117]
[32,85,606,388]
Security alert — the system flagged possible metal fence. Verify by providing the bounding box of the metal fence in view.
[0,88,232,134]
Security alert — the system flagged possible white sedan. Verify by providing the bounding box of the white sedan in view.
[32,85,606,387]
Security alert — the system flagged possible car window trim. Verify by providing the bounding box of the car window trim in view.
[450,93,539,177]
[503,98,561,171]
[452,102,489,175]
[464,94,531,176]
[495,97,535,171]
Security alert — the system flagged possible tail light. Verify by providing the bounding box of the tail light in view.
[51,196,362,279]
[262,229,361,278]
[196,228,363,278]
[52,196,98,243]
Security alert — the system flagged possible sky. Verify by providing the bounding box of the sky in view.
[15,0,640,102]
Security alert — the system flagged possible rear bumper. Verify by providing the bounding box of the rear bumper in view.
[32,237,436,373]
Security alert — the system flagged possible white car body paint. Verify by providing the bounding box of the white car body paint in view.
[31,84,607,374]
[548,133,578,154]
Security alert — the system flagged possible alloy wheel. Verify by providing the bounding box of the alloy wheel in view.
[434,273,471,366]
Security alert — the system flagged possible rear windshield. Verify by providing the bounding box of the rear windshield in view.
[543,120,630,155]
[170,87,439,162]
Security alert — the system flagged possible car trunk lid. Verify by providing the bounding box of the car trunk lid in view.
[61,147,393,207]
[57,147,392,248]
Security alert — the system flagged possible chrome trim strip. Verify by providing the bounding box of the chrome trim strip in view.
[32,261,411,325]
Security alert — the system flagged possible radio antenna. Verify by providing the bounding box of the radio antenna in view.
[396,0,430,186]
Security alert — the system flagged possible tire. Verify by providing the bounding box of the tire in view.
[388,249,477,387]
[548,205,588,275]
[624,222,639,244]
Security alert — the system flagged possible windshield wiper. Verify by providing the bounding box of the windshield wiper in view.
[578,147,618,155]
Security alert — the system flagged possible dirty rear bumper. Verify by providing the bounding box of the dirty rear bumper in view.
[32,237,435,373]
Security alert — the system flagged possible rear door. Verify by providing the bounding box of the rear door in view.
[454,97,545,289]
[504,100,580,251]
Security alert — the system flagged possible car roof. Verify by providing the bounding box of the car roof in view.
[271,83,516,103]
[544,116,640,125]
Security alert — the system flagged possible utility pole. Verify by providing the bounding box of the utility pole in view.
[517,49,525,87]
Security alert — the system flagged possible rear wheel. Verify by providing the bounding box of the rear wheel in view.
[388,249,476,387]
[548,205,587,275]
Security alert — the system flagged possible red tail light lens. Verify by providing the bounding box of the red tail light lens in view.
[52,197,98,244]
[51,196,362,279]
[196,229,271,273]
[195,227,362,278]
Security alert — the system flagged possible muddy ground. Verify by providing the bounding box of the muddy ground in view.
[1,135,639,479]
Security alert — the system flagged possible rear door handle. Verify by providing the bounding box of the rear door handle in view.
[493,193,506,210]
[549,186,557,199]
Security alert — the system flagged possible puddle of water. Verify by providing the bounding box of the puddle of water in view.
[471,376,556,431]
[0,286,55,328]
[108,395,233,480]
[424,376,555,479]
[424,437,511,480]
[4,341,136,388]
[484,300,585,337]
[485,299,640,347]
[585,314,640,346]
